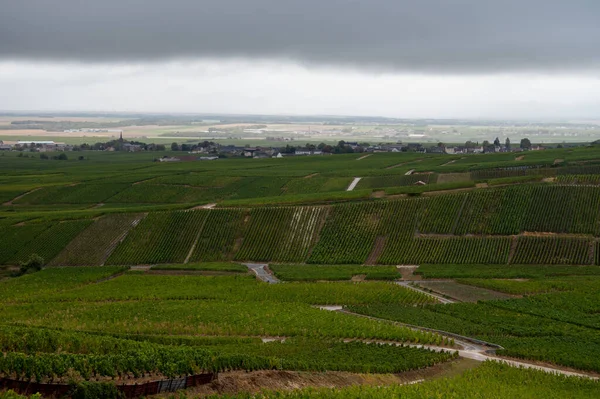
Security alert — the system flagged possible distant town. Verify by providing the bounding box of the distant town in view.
[0,133,573,162]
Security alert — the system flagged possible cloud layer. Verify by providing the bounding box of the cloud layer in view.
[2,0,599,73]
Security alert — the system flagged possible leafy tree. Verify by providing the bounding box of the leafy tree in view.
[39,153,49,159]
[505,137,511,151]
[16,254,44,277]
[171,142,180,151]
[520,138,532,150]
[494,137,501,147]
[57,153,68,160]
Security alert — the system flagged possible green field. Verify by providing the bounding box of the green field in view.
[2,145,600,397]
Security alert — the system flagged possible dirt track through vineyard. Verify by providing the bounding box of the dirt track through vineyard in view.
[336,309,599,380]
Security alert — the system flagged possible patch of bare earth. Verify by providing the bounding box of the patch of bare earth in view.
[554,159,564,165]
[515,155,525,161]
[365,236,386,265]
[522,231,558,237]
[351,274,367,282]
[543,177,556,183]
[356,154,372,160]
[303,173,319,179]
[233,237,244,253]
[435,173,471,184]
[164,359,477,398]
[397,265,421,281]
[371,190,385,198]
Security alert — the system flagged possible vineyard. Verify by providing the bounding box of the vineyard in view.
[282,176,352,195]
[0,300,447,343]
[235,206,327,262]
[0,223,52,264]
[150,262,248,273]
[41,274,436,306]
[8,220,92,265]
[308,203,387,264]
[379,236,511,265]
[510,236,592,265]
[348,297,600,373]
[106,210,208,265]
[356,174,437,190]
[192,362,600,398]
[0,326,454,382]
[0,267,126,302]
[49,213,144,266]
[189,209,247,262]
[6,138,600,396]
[270,264,400,281]
[13,184,130,205]
[557,174,600,185]
[5,186,600,266]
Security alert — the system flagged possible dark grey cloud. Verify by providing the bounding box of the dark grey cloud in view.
[1,0,599,73]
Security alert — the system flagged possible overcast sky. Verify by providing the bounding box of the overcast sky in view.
[1,0,599,119]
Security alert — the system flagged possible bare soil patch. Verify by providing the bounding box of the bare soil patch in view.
[167,359,477,398]
[365,236,386,265]
[371,190,385,198]
[475,183,488,188]
[522,231,559,237]
[351,274,367,282]
[356,154,372,160]
[554,159,564,165]
[543,177,556,183]
[397,265,421,281]
[515,155,525,161]
[233,238,244,253]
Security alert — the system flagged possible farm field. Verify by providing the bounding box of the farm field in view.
[3,146,600,396]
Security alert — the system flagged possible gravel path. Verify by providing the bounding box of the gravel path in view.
[346,177,362,191]
[243,263,280,284]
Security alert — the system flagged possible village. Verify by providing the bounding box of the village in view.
[0,137,548,161]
